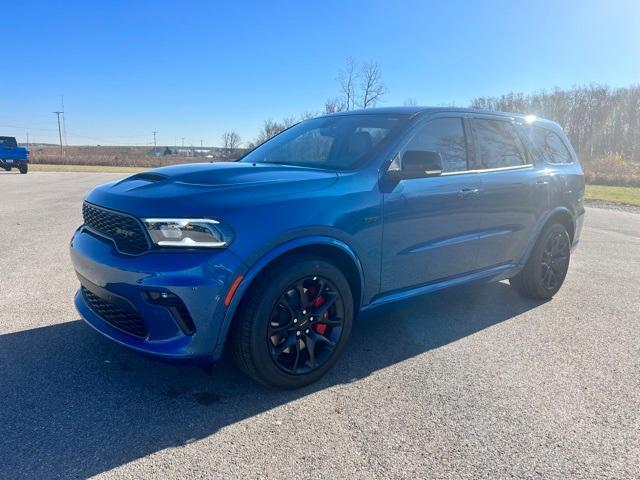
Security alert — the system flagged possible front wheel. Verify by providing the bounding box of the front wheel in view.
[511,223,571,299]
[231,254,354,389]
[18,163,28,174]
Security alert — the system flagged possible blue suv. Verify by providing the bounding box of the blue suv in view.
[71,107,585,388]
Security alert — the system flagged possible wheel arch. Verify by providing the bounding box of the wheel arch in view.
[519,206,576,267]
[546,208,575,243]
[214,236,364,355]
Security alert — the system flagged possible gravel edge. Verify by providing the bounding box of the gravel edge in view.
[584,198,640,213]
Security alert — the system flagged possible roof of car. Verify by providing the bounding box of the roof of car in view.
[323,106,560,128]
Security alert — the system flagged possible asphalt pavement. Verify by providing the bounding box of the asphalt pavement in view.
[0,172,638,479]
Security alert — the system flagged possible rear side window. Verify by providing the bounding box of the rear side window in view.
[471,119,526,169]
[404,118,467,172]
[528,127,573,164]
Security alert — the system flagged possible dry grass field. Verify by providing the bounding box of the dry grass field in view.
[29,164,146,173]
[28,145,225,168]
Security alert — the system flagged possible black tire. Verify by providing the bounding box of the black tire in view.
[18,163,28,174]
[511,223,571,299]
[231,254,354,389]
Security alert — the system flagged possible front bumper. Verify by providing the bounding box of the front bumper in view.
[70,226,246,363]
[1,158,29,166]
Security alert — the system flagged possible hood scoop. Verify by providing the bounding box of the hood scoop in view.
[128,172,168,182]
[113,171,168,187]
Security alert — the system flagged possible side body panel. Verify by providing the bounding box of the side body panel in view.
[0,145,29,161]
[471,165,549,269]
[380,174,482,291]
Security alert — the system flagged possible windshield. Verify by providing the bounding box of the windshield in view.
[241,114,408,170]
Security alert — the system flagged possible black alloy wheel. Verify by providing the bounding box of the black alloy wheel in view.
[267,275,345,375]
[540,229,570,291]
[511,223,571,299]
[231,254,354,389]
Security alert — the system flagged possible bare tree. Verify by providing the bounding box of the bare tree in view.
[255,119,283,145]
[252,117,299,147]
[221,131,242,160]
[281,116,298,129]
[324,97,346,114]
[359,61,386,108]
[336,57,387,110]
[338,57,358,111]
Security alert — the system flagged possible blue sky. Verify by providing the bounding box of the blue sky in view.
[2,0,639,146]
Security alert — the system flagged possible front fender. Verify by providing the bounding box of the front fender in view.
[213,236,364,357]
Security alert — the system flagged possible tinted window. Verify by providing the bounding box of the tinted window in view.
[241,114,407,171]
[0,137,17,148]
[404,118,467,172]
[529,127,573,164]
[471,119,526,169]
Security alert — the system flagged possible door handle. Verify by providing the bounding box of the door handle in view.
[459,187,480,198]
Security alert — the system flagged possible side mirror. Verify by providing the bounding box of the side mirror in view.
[400,150,443,179]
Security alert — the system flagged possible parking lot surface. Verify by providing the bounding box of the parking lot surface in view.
[1,172,638,479]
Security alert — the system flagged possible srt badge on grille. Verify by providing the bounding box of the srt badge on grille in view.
[115,227,136,238]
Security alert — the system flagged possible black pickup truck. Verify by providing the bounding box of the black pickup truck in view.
[0,136,29,174]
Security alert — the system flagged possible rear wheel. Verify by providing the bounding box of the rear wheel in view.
[511,223,571,299]
[18,163,28,174]
[231,254,354,389]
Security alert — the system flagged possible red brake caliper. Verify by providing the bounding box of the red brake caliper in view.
[312,294,328,335]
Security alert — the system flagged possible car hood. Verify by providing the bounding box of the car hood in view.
[85,162,339,217]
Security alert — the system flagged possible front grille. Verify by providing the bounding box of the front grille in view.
[82,202,149,255]
[82,287,148,338]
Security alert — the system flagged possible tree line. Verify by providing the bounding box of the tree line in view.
[470,84,640,164]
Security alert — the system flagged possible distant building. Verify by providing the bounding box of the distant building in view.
[148,146,172,157]
[172,147,220,157]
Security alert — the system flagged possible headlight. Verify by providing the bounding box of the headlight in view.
[143,218,233,248]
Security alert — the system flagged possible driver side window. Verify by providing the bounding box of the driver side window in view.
[404,118,468,173]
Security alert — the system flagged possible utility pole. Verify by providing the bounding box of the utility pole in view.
[26,132,29,148]
[200,139,203,148]
[181,137,185,147]
[61,95,67,147]
[152,131,157,148]
[53,111,64,157]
